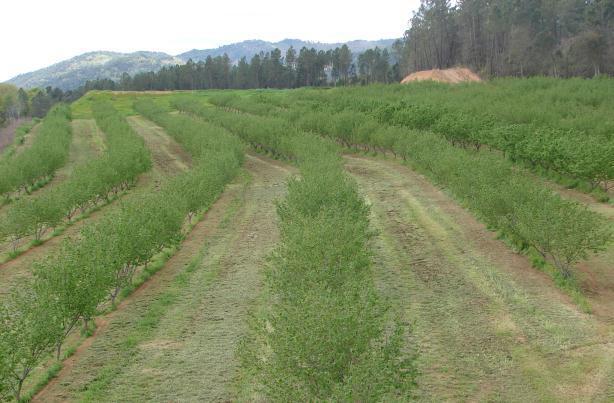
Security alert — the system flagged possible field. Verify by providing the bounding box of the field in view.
[0,79,613,402]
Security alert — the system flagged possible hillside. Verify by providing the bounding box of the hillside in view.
[7,51,184,90]
[6,39,395,90]
[178,38,396,63]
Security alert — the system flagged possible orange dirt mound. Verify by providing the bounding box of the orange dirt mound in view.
[401,68,482,84]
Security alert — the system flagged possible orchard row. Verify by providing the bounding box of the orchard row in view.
[174,98,414,399]
[0,102,243,401]
[202,93,611,283]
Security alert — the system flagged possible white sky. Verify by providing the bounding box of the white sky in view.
[1,0,420,82]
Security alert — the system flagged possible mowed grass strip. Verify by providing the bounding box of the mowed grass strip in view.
[345,155,613,401]
[33,154,291,402]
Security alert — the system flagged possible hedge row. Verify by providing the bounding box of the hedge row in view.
[216,85,614,194]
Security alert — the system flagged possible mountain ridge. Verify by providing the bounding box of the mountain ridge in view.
[177,38,396,63]
[6,38,396,90]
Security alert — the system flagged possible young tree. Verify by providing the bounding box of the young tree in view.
[33,236,110,359]
[0,285,61,401]
[338,44,353,84]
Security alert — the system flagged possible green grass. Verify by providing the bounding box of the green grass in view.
[76,204,239,402]
[72,91,177,119]
[345,155,608,401]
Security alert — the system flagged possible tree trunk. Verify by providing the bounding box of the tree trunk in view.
[15,379,23,402]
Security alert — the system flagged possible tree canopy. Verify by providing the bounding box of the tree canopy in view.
[395,0,614,78]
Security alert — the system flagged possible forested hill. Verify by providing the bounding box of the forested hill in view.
[395,0,614,78]
[178,39,395,63]
[6,39,395,90]
[7,51,184,90]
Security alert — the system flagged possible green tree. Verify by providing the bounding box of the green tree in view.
[0,285,61,401]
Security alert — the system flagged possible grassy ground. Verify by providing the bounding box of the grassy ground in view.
[33,153,294,402]
[344,154,613,401]
[48,119,104,185]
[126,116,191,175]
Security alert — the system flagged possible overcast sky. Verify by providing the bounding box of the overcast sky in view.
[1,0,420,82]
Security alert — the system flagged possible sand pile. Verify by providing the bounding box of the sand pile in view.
[401,68,482,84]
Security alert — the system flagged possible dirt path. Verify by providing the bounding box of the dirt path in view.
[127,115,191,176]
[33,153,294,402]
[344,154,613,401]
[44,119,104,189]
[0,117,31,153]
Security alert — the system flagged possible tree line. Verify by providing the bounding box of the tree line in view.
[0,84,82,127]
[394,0,614,78]
[80,45,399,92]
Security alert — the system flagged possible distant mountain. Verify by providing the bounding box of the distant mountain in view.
[178,38,396,63]
[7,51,184,90]
[6,39,397,90]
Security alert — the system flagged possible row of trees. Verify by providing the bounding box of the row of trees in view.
[261,78,614,197]
[173,97,414,400]
[80,45,398,92]
[0,101,151,254]
[207,91,612,281]
[373,101,614,192]
[395,0,614,78]
[0,101,244,401]
[0,105,72,198]
[0,85,28,125]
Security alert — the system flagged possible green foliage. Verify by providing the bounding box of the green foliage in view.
[285,79,614,195]
[206,88,612,283]
[0,285,62,401]
[0,98,244,399]
[0,105,72,197]
[0,100,151,252]
[0,119,39,161]
[175,98,415,399]
[399,0,614,78]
